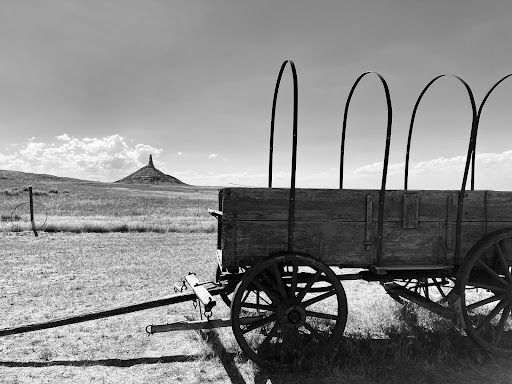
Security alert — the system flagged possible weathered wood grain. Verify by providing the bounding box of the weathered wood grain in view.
[218,188,512,269]
[402,193,419,229]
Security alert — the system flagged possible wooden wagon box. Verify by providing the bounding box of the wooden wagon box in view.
[217,187,512,269]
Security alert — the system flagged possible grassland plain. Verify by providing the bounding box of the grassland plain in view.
[0,177,512,383]
[0,179,218,234]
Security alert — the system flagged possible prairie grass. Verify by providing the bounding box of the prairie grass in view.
[1,233,511,383]
[0,180,218,234]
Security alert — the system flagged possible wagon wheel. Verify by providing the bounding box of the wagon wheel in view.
[458,228,512,355]
[230,253,348,369]
[393,277,455,302]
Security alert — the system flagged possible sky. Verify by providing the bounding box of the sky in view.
[1,0,512,190]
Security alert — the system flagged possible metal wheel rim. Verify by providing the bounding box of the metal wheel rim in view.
[230,253,347,369]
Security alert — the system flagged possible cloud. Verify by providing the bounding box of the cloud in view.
[353,154,472,176]
[209,153,218,160]
[174,170,271,187]
[352,151,512,190]
[354,161,406,175]
[173,170,324,188]
[56,134,71,141]
[0,134,162,181]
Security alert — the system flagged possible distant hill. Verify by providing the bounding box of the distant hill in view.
[1,156,187,185]
[0,169,91,183]
[115,155,186,185]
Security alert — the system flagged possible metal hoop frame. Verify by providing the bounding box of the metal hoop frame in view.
[470,74,512,190]
[266,60,511,266]
[339,72,393,263]
[403,75,477,263]
[268,60,299,252]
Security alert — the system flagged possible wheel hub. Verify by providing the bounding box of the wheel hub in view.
[277,300,306,328]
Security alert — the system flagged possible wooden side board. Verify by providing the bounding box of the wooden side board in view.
[218,188,512,269]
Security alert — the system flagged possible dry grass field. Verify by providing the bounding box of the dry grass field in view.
[0,178,217,234]
[1,175,512,383]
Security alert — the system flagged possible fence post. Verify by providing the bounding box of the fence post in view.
[29,187,38,237]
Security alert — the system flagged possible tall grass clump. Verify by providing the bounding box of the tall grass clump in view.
[1,214,20,222]
[42,220,216,234]
[3,188,20,196]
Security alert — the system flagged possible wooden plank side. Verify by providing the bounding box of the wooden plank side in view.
[380,222,441,265]
[402,193,419,228]
[219,187,512,269]
[221,220,442,268]
[220,221,236,269]
[221,188,378,222]
[222,188,512,223]
[222,188,494,223]
[458,221,512,262]
[220,220,372,268]
[458,191,512,222]
[384,190,451,223]
[221,220,512,268]
[484,191,512,222]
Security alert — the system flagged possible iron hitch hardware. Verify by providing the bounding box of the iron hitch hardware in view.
[174,281,187,293]
[185,273,217,314]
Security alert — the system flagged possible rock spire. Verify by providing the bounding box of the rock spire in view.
[114,154,185,184]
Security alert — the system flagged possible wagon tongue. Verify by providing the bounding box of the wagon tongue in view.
[0,278,224,338]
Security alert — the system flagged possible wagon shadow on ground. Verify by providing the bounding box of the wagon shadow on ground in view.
[0,329,509,384]
[0,354,199,367]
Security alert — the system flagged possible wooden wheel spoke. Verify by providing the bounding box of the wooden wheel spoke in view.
[434,283,444,297]
[302,289,337,307]
[257,294,272,306]
[494,305,512,346]
[475,300,508,334]
[259,322,280,352]
[303,321,328,344]
[434,279,452,299]
[289,261,298,298]
[467,294,506,311]
[423,282,430,300]
[476,259,509,288]
[241,302,276,312]
[495,242,512,283]
[273,263,288,299]
[297,270,323,301]
[241,290,252,303]
[242,314,276,334]
[251,278,279,303]
[280,327,289,364]
[305,310,338,321]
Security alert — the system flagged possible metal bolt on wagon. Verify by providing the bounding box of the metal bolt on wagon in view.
[2,61,512,370]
